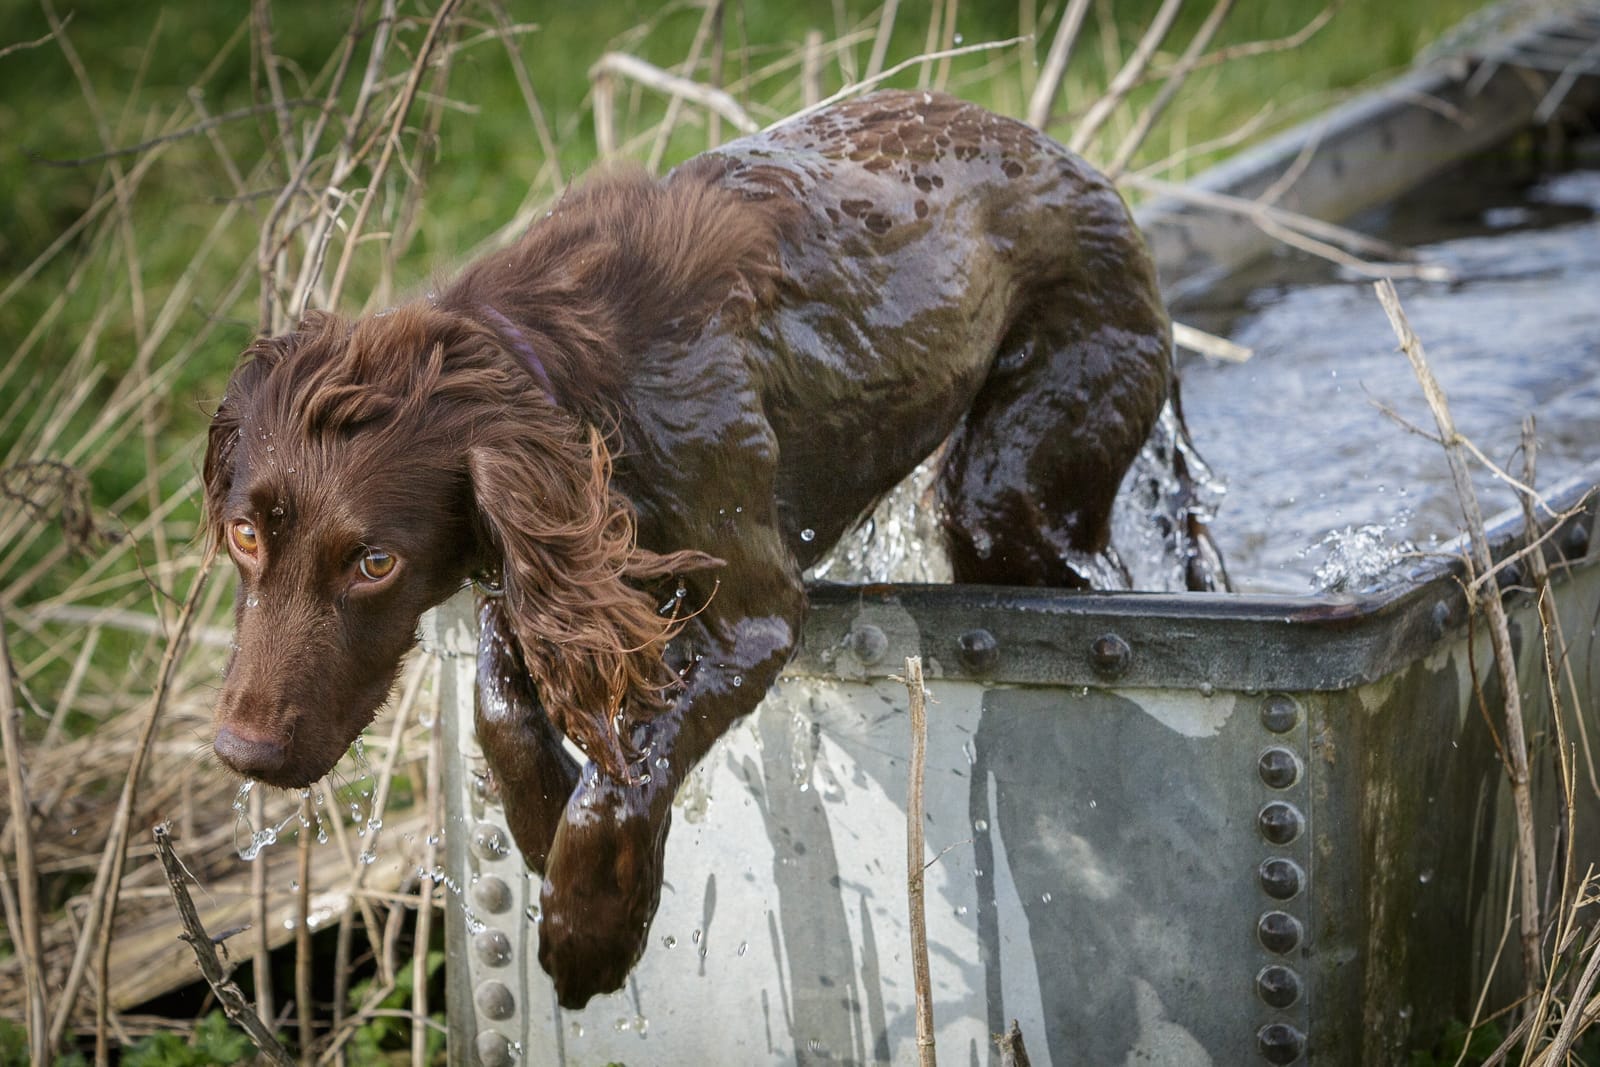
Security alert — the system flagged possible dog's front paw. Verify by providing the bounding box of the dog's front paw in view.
[537,783,670,1009]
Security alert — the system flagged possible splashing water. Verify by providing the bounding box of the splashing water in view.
[807,403,1218,592]
[1307,517,1419,593]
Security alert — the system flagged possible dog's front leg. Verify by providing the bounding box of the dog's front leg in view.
[474,597,581,874]
[536,570,806,1008]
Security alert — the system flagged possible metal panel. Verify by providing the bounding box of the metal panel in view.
[441,474,1599,1064]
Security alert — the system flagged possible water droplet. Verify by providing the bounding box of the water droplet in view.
[737,941,749,957]
[1041,892,1053,904]
[973,818,989,832]
[571,1023,585,1038]
[245,594,259,609]
[1419,869,1434,885]
[731,675,743,687]
[800,528,816,542]
[662,935,677,949]
[691,928,702,944]
[954,904,968,916]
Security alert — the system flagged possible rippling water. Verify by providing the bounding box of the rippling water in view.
[1178,147,1600,592]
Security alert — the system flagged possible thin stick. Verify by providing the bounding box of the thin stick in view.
[1129,174,1453,281]
[589,52,759,137]
[932,0,959,92]
[1026,0,1090,129]
[1375,278,1541,1001]
[153,823,296,1066]
[325,0,459,310]
[488,1,563,187]
[645,0,724,173]
[0,605,49,1066]
[865,0,901,80]
[1173,321,1251,363]
[772,36,1028,132]
[803,30,825,107]
[1068,0,1184,155]
[296,795,314,1061]
[1107,0,1236,178]
[51,546,217,1048]
[251,787,276,1029]
[411,689,444,1067]
[902,656,936,1066]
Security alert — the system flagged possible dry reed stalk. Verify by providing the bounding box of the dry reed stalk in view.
[251,787,276,1030]
[325,0,459,309]
[932,0,960,92]
[866,0,900,80]
[296,796,314,1061]
[1070,0,1181,154]
[1106,0,1237,178]
[902,656,936,1067]
[591,50,759,159]
[1026,0,1090,129]
[774,35,1028,130]
[152,823,295,1066]
[645,0,725,172]
[0,606,49,1065]
[1375,278,1543,1003]
[1129,174,1454,282]
[804,30,825,107]
[411,688,444,1067]
[488,1,563,186]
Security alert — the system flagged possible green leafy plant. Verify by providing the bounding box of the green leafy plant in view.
[346,951,447,1064]
[122,1012,255,1067]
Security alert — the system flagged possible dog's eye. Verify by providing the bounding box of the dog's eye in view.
[358,549,396,582]
[229,521,259,556]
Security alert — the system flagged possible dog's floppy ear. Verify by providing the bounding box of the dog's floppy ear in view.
[467,413,721,780]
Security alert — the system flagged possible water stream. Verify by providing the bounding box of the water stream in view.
[1177,139,1600,592]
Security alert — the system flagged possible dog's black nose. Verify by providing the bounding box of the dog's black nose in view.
[214,725,289,780]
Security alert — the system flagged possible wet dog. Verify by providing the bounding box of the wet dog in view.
[205,91,1212,1007]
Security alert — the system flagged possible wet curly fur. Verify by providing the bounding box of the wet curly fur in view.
[206,91,1212,1007]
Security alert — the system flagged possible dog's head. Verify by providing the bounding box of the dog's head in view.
[204,305,716,789]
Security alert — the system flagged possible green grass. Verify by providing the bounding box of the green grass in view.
[1,0,1490,457]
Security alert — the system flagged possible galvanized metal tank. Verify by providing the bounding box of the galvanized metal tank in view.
[441,9,1600,1064]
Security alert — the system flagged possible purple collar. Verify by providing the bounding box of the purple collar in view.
[480,305,556,403]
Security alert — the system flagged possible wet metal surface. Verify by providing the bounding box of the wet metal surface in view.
[445,478,1599,1064]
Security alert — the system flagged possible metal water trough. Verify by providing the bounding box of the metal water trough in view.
[441,9,1600,1064]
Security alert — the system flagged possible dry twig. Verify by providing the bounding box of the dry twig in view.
[1375,278,1542,1001]
[152,823,295,1066]
[902,656,936,1067]
[0,607,49,1067]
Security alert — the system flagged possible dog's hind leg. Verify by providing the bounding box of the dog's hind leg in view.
[938,277,1172,588]
[475,598,581,873]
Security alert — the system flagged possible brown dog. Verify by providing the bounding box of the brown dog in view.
[205,91,1208,1007]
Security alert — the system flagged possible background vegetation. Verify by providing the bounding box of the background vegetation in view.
[0,0,1512,1061]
